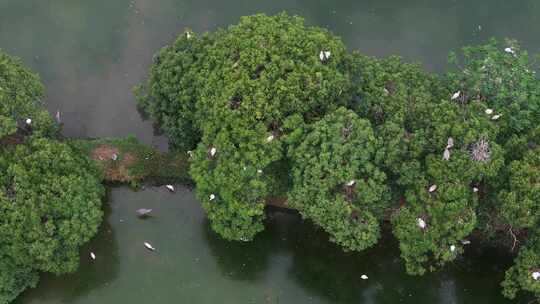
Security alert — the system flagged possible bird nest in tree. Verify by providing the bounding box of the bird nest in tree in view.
[470,138,491,162]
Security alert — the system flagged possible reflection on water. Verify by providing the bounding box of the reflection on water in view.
[15,187,526,304]
[2,0,540,303]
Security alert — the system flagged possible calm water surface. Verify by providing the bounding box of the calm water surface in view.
[2,1,539,303]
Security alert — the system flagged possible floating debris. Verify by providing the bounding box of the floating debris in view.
[136,208,153,217]
[485,108,494,115]
[443,148,451,161]
[417,218,427,229]
[451,91,461,100]
[144,242,156,251]
[429,184,438,193]
[360,274,369,280]
[165,185,175,192]
[319,50,331,62]
[90,252,96,260]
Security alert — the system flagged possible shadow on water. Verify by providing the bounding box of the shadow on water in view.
[15,198,120,304]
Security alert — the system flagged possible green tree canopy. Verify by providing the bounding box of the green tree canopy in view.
[0,51,105,304]
[139,13,540,300]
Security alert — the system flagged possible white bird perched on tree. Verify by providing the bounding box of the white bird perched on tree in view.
[165,184,175,192]
[417,218,427,229]
[266,134,274,142]
[187,150,193,158]
[443,148,451,161]
[504,47,515,55]
[346,180,356,186]
[319,50,331,62]
[451,91,461,100]
[209,147,217,157]
[461,239,471,245]
[209,194,216,201]
[25,118,32,125]
[446,137,454,149]
[450,245,456,252]
[360,274,368,280]
[485,108,493,115]
[257,169,262,174]
[428,184,438,193]
[144,242,156,251]
[492,114,502,120]
[186,31,192,39]
[532,271,540,281]
[473,187,479,193]
[90,252,96,260]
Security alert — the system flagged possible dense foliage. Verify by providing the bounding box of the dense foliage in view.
[0,51,105,304]
[138,13,539,300]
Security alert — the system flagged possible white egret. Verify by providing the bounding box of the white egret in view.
[450,245,456,252]
[319,50,331,62]
[504,47,515,55]
[266,134,274,142]
[492,114,501,120]
[417,218,427,229]
[461,240,471,245]
[209,147,217,157]
[346,180,356,186]
[25,118,32,125]
[209,194,216,201]
[360,274,369,280]
[165,184,175,192]
[144,242,156,251]
[473,187,479,193]
[446,137,454,149]
[429,184,438,193]
[532,272,540,281]
[136,208,152,217]
[451,91,461,100]
[90,252,96,260]
[443,148,451,161]
[485,108,493,115]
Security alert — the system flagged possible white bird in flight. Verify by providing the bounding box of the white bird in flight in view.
[144,242,156,251]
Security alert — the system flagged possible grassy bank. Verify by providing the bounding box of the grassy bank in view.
[70,136,191,187]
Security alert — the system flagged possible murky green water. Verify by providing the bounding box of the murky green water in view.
[2,0,539,303]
